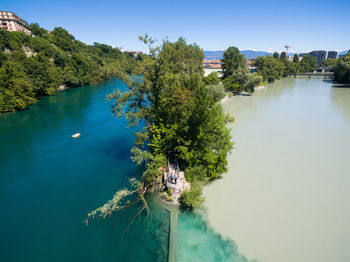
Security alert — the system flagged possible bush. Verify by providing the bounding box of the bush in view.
[207,84,226,102]
[204,71,220,85]
[179,182,204,209]
[185,165,209,184]
[334,53,350,83]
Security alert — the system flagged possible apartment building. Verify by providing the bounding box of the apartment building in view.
[0,10,31,34]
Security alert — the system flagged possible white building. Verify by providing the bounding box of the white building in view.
[0,10,31,34]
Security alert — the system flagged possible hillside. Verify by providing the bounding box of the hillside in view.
[0,24,139,113]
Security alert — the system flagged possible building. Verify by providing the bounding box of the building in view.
[0,10,31,34]
[300,50,339,65]
[203,59,222,69]
[327,51,338,59]
[124,50,144,57]
[309,50,327,65]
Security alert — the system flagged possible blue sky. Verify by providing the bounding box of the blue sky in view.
[2,0,349,53]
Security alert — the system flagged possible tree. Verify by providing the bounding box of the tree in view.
[334,53,350,83]
[255,55,285,82]
[179,182,204,209]
[204,71,220,85]
[221,46,259,93]
[221,46,247,79]
[0,26,138,113]
[28,23,47,37]
[280,51,287,61]
[104,36,233,213]
[207,84,226,102]
[273,52,279,59]
[321,58,337,67]
[285,61,300,74]
[300,55,317,73]
[293,54,299,63]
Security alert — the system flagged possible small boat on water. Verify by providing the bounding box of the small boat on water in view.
[72,133,80,138]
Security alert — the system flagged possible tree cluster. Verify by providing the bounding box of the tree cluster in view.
[0,25,138,112]
[255,52,318,83]
[221,46,263,94]
[334,51,350,83]
[108,36,233,209]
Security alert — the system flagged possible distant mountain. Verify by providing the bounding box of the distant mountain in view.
[204,50,277,60]
[204,49,349,60]
[240,50,274,58]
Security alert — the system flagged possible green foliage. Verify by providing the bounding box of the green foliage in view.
[273,52,279,59]
[280,51,287,61]
[142,154,167,186]
[204,71,220,85]
[321,58,337,67]
[207,84,226,102]
[255,55,285,82]
[0,26,138,113]
[221,46,261,94]
[334,53,350,83]
[130,147,152,165]
[293,54,299,63]
[285,60,300,74]
[185,165,209,184]
[222,46,247,79]
[246,73,263,92]
[109,36,233,191]
[300,55,317,73]
[179,182,205,209]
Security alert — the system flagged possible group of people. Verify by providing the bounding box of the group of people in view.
[169,170,178,184]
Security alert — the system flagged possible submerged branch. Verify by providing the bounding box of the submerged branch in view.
[84,178,146,225]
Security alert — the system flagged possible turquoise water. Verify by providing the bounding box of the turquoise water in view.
[0,79,169,262]
[0,78,247,262]
[178,211,251,262]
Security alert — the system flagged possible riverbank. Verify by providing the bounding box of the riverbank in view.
[204,78,350,262]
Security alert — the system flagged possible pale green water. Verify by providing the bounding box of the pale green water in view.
[204,78,350,262]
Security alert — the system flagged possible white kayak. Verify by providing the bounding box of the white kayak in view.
[72,133,81,138]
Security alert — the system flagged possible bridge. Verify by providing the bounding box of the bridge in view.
[287,72,334,79]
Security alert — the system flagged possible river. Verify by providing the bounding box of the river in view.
[204,78,350,262]
[1,77,348,262]
[0,79,170,262]
[0,78,247,262]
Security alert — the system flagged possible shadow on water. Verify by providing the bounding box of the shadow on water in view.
[92,135,133,161]
[332,83,350,88]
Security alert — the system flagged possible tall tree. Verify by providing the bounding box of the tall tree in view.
[255,55,285,82]
[334,53,350,83]
[221,46,261,93]
[221,46,247,79]
[102,36,233,213]
[293,54,299,63]
[280,51,287,61]
[300,55,317,73]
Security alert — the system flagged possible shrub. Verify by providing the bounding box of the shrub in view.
[179,182,204,209]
